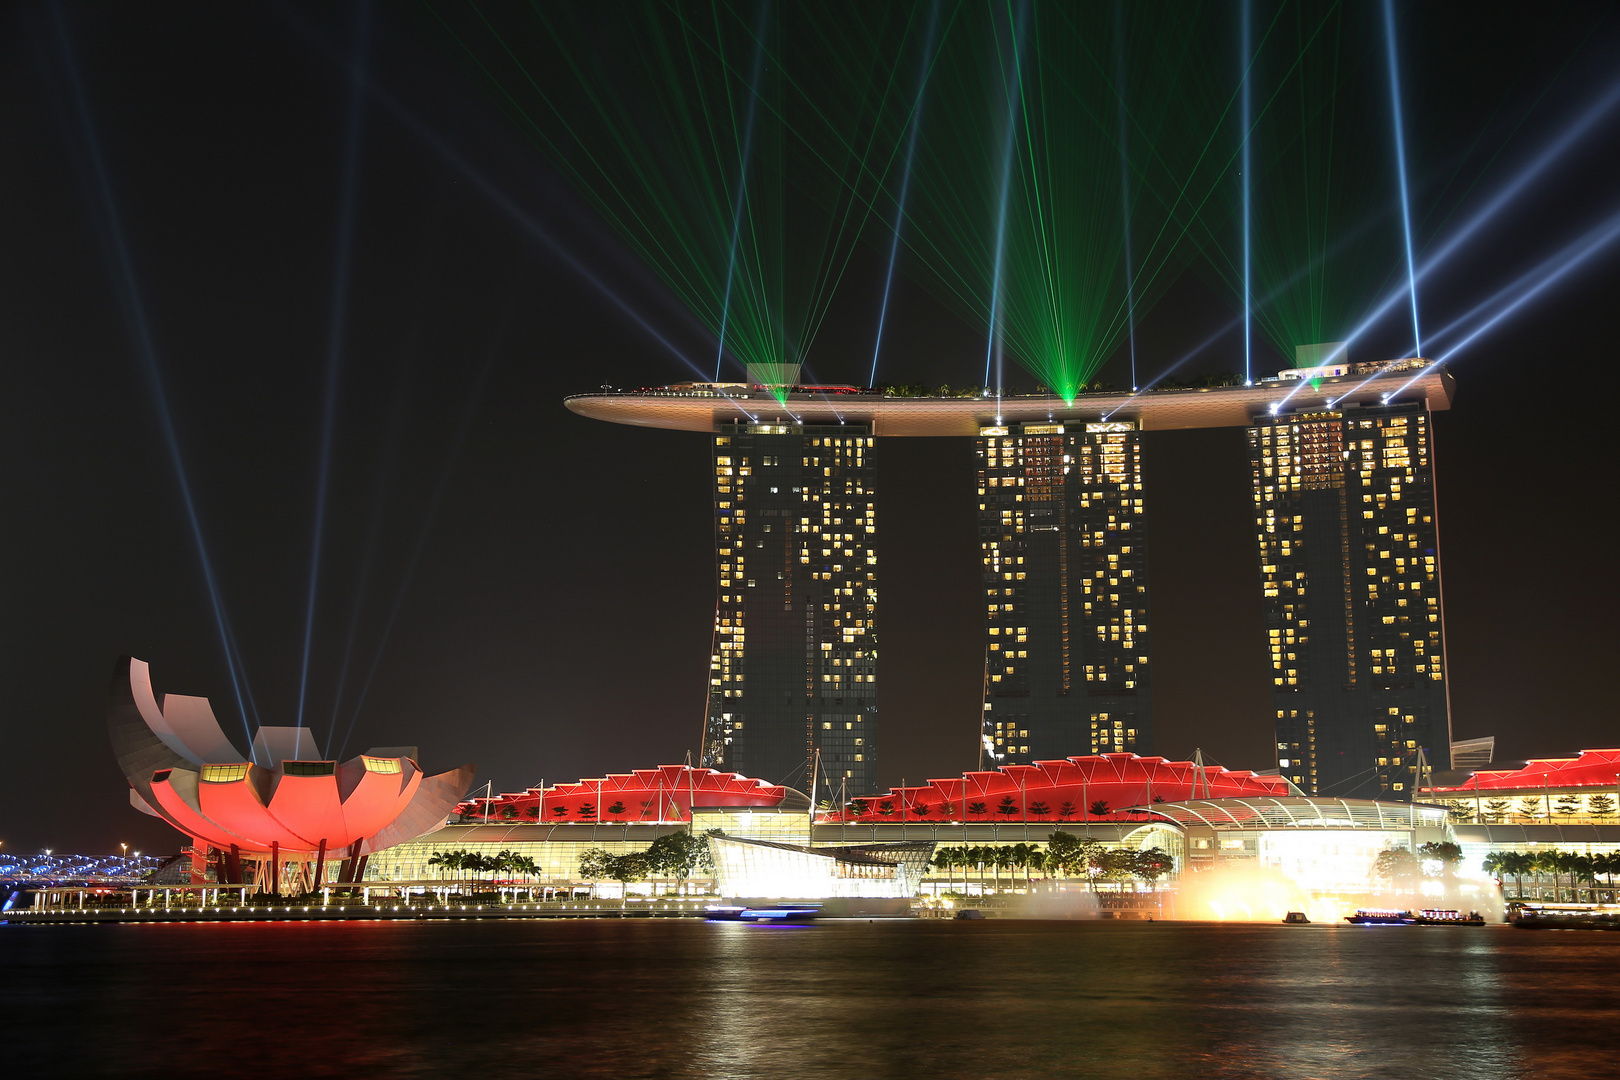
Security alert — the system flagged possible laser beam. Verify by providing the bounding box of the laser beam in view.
[985,0,1029,416]
[51,6,258,749]
[1240,0,1253,386]
[871,2,939,387]
[1382,0,1422,358]
[297,0,370,751]
[1113,0,1138,390]
[714,2,770,382]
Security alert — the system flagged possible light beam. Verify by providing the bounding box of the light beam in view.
[1382,0,1422,357]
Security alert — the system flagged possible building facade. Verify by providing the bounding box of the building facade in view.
[1248,399,1451,797]
[978,420,1151,765]
[701,422,878,795]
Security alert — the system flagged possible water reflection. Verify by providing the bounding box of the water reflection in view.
[3,920,1614,1078]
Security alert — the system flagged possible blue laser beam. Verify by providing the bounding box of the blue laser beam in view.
[51,6,258,749]
[1381,0,1422,358]
[1296,66,1620,418]
[1241,0,1254,386]
[871,2,940,388]
[985,1,1029,416]
[1113,0,1139,390]
[1330,207,1620,409]
[297,0,370,751]
[1432,208,1620,363]
[714,1,770,382]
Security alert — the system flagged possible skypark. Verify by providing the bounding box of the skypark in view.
[565,359,1453,436]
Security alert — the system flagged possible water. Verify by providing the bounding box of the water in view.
[4,919,1615,1078]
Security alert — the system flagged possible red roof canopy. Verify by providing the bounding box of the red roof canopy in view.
[820,754,1290,823]
[456,765,788,824]
[1429,749,1620,792]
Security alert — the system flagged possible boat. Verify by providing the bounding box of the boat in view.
[1511,903,1620,930]
[705,904,820,923]
[1344,908,1415,925]
[1411,908,1486,926]
[1282,911,1310,924]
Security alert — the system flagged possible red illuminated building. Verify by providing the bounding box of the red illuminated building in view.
[111,657,475,886]
[821,753,1291,823]
[458,765,790,823]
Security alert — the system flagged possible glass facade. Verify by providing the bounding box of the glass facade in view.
[702,423,878,795]
[977,420,1152,764]
[1248,400,1451,796]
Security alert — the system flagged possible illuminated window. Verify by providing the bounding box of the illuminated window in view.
[200,763,250,783]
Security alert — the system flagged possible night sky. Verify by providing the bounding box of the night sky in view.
[3,3,1617,854]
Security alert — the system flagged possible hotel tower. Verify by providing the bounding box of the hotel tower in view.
[1248,397,1451,797]
[700,421,879,796]
[977,419,1152,766]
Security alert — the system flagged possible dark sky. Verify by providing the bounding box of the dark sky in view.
[2,3,1617,854]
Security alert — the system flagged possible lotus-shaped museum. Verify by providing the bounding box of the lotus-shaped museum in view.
[111,657,475,881]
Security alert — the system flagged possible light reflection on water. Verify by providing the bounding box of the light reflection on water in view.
[3,919,1615,1078]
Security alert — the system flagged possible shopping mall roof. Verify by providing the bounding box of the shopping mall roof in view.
[1427,749,1620,793]
[1132,796,1450,830]
[564,363,1454,437]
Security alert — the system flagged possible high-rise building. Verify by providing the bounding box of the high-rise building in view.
[701,422,878,796]
[977,419,1151,765]
[1248,399,1451,797]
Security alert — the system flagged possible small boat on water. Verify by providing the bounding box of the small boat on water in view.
[705,904,821,923]
[1511,903,1620,930]
[1411,909,1486,926]
[1345,908,1414,925]
[1282,911,1311,924]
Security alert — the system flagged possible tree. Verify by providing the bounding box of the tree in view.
[878,800,896,817]
[1134,848,1174,890]
[1447,805,1474,824]
[1483,851,1533,899]
[578,803,598,821]
[1554,794,1581,819]
[644,832,714,893]
[1089,800,1110,819]
[604,852,649,885]
[607,801,628,820]
[499,805,517,820]
[1418,841,1464,873]
[996,796,1019,819]
[577,848,614,882]
[524,806,540,820]
[1375,847,1419,885]
[1516,797,1543,821]
[552,806,570,819]
[968,801,988,819]
[1028,801,1051,819]
[939,801,957,819]
[1483,798,1510,824]
[912,803,930,818]
[1058,801,1077,821]
[1589,794,1617,820]
[1096,849,1138,892]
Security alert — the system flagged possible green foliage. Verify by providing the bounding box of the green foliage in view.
[1418,841,1463,869]
[1553,795,1581,818]
[1374,847,1418,881]
[644,832,714,881]
[1482,798,1510,823]
[1589,794,1617,819]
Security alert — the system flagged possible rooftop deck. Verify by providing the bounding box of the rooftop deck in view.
[564,362,1454,436]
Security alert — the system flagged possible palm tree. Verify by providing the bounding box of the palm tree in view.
[992,846,1015,890]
